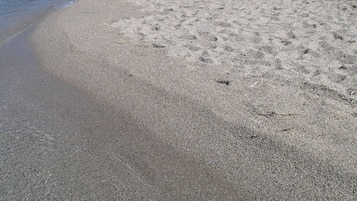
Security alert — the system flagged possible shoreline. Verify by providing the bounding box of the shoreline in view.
[0,0,73,46]
[30,0,357,199]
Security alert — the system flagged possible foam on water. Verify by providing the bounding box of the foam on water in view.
[53,0,75,10]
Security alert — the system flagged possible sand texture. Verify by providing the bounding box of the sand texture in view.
[30,0,357,199]
[113,0,357,103]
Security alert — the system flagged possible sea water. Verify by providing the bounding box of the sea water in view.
[0,0,74,16]
[0,0,72,45]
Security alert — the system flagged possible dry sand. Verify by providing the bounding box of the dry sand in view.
[30,0,356,199]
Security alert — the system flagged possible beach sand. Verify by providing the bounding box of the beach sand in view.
[31,0,356,199]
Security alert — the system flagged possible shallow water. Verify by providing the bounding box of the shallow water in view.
[0,0,71,45]
[0,0,58,16]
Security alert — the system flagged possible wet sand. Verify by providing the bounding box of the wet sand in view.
[9,0,356,199]
[1,26,243,201]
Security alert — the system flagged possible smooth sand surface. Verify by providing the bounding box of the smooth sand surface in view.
[2,31,243,200]
[29,0,356,199]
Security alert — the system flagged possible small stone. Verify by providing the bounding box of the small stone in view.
[347,88,356,95]
[339,65,347,70]
[152,43,166,48]
[216,80,230,86]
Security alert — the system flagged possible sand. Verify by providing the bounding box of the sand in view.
[30,0,357,199]
[113,0,357,100]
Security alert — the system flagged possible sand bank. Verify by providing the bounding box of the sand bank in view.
[31,0,357,199]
